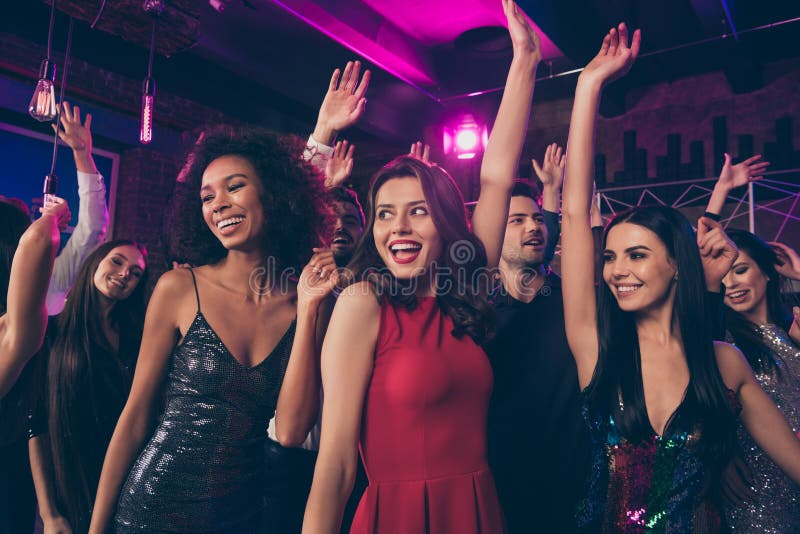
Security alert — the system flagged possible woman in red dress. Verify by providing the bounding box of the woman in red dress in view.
[302,2,540,532]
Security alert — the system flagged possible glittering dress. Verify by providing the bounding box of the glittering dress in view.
[578,390,738,533]
[114,270,295,533]
[725,324,800,533]
[350,297,505,534]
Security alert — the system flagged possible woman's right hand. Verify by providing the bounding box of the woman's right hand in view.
[40,196,71,232]
[579,23,641,88]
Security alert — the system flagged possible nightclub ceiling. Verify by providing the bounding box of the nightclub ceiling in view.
[4,0,800,148]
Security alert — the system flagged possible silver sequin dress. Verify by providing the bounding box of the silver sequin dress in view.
[726,323,800,533]
[113,277,295,533]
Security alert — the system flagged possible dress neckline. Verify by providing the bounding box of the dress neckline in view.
[186,312,296,370]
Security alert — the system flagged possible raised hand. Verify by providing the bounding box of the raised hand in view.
[409,141,431,164]
[532,143,565,190]
[54,101,97,174]
[770,241,800,281]
[697,216,739,291]
[324,140,356,189]
[789,307,800,345]
[297,248,339,307]
[580,23,641,88]
[503,0,541,63]
[39,196,71,232]
[718,153,769,191]
[313,61,371,146]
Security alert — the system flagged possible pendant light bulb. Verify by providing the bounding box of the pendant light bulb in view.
[140,77,155,145]
[29,59,57,122]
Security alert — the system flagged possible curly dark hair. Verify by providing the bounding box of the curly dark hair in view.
[168,126,331,271]
[345,156,495,345]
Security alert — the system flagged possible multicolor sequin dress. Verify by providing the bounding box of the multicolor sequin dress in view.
[113,269,295,533]
[577,391,736,533]
[725,323,800,533]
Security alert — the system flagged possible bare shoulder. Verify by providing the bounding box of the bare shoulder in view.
[152,267,196,300]
[713,340,750,392]
[336,281,380,312]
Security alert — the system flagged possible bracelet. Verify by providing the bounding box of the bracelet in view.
[702,211,721,222]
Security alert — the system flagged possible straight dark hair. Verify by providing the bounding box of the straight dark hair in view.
[345,156,495,344]
[724,229,794,376]
[587,207,737,464]
[47,239,148,532]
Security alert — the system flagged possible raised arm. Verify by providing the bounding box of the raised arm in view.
[561,24,640,387]
[716,342,800,484]
[0,199,69,398]
[705,153,769,216]
[274,249,337,446]
[473,0,540,268]
[48,102,109,314]
[324,140,356,189]
[89,270,187,533]
[305,61,371,174]
[303,282,378,534]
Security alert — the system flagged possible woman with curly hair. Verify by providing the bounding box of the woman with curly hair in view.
[28,239,148,534]
[302,2,539,532]
[90,126,336,533]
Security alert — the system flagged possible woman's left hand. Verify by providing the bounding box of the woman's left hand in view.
[503,0,541,63]
[788,306,800,345]
[298,248,338,308]
[770,241,800,281]
[697,216,738,291]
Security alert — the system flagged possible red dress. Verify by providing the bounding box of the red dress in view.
[350,297,505,534]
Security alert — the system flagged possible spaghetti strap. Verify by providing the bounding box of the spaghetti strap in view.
[188,268,201,313]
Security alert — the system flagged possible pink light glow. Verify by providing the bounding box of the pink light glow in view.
[457,153,477,160]
[455,129,479,151]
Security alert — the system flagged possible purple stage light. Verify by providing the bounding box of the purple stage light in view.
[444,114,488,160]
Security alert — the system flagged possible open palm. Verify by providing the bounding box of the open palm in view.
[317,61,370,135]
[55,101,92,154]
[503,0,541,62]
[718,153,769,190]
[581,23,641,87]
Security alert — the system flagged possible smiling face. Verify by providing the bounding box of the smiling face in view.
[501,195,548,270]
[331,199,364,266]
[722,249,769,322]
[372,176,443,283]
[603,222,678,313]
[93,245,147,301]
[200,155,266,252]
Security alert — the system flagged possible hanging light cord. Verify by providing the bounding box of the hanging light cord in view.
[90,0,108,29]
[49,16,74,176]
[45,0,57,60]
[146,19,156,80]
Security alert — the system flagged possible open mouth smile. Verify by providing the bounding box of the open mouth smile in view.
[215,216,245,235]
[332,233,353,246]
[615,283,642,297]
[388,240,422,264]
[726,289,750,303]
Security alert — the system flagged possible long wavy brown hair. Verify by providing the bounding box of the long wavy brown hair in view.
[47,239,148,532]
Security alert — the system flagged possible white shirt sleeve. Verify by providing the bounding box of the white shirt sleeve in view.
[303,134,335,175]
[46,171,109,314]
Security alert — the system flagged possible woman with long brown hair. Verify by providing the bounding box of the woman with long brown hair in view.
[28,239,148,534]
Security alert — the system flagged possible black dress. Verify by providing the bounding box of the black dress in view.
[114,269,294,533]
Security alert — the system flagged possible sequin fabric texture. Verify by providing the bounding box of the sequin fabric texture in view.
[113,312,295,533]
[725,323,800,533]
[577,393,719,534]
